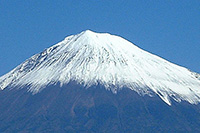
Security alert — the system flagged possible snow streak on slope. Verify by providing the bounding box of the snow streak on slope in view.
[0,30,200,105]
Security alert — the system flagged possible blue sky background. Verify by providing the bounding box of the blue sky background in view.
[0,0,199,76]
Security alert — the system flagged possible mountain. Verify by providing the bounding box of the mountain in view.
[0,30,200,132]
[1,30,200,105]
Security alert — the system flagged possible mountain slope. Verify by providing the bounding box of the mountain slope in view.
[0,30,200,105]
[1,84,200,132]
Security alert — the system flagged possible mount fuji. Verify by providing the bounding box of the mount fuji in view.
[0,30,200,132]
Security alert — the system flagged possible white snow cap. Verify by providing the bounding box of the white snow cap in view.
[0,30,200,105]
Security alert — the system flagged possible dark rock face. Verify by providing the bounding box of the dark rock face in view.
[1,83,200,132]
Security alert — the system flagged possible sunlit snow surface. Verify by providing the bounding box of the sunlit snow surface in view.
[0,30,200,105]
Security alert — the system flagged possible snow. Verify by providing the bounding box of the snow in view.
[0,30,200,105]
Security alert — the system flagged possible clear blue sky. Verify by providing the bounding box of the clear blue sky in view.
[0,0,199,76]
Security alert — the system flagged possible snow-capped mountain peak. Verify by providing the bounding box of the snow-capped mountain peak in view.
[0,30,200,105]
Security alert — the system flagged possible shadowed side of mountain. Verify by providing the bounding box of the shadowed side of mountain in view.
[0,83,200,132]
